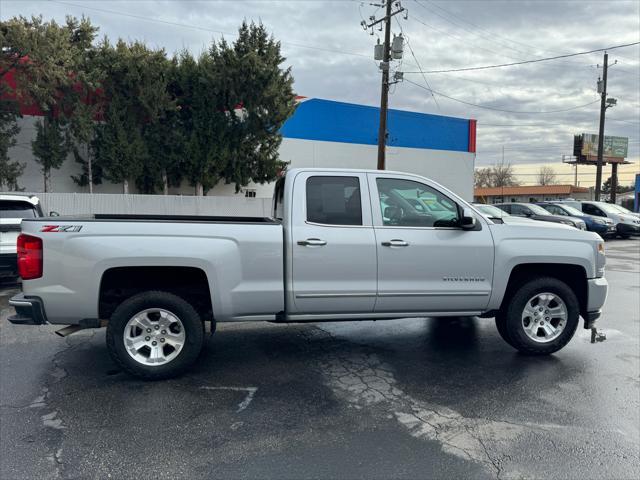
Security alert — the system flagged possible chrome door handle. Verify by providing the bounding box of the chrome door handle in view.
[298,238,327,246]
[381,239,409,247]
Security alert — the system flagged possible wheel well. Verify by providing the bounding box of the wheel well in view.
[99,267,213,322]
[501,263,588,315]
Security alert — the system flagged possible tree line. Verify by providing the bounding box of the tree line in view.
[0,16,296,194]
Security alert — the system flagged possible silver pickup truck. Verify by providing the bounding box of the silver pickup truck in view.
[9,168,608,379]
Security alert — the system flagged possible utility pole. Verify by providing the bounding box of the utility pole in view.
[376,0,392,170]
[363,1,405,170]
[594,52,608,201]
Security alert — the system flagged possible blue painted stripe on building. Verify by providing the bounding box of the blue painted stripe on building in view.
[280,98,470,152]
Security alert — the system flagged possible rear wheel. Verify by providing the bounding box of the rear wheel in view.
[106,291,204,380]
[499,277,579,355]
[494,313,514,347]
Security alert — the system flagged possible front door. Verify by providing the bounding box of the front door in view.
[290,171,377,314]
[370,174,495,313]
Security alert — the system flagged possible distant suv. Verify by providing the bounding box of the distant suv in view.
[494,203,586,230]
[580,201,640,239]
[0,195,44,279]
[537,202,615,238]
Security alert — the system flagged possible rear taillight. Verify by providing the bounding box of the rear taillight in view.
[17,234,43,280]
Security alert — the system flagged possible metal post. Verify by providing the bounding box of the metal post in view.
[595,52,608,201]
[611,162,618,203]
[376,0,393,170]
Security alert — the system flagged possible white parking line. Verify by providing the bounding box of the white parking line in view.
[200,386,258,412]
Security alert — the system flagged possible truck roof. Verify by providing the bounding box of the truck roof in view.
[285,167,414,176]
[0,194,40,205]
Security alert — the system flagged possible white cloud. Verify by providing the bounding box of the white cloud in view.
[2,0,639,174]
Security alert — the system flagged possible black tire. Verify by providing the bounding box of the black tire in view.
[501,277,580,355]
[494,312,515,347]
[106,291,204,380]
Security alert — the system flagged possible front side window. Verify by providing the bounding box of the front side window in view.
[510,204,526,216]
[582,204,602,216]
[306,176,362,226]
[376,178,459,227]
[546,205,565,215]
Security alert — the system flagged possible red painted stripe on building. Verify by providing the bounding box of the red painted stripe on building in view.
[468,119,477,153]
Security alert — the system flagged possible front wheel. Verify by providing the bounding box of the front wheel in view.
[106,291,204,380]
[500,277,580,355]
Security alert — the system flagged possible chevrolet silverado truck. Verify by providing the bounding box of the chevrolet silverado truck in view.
[8,168,608,379]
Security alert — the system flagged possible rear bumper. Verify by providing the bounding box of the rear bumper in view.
[583,276,607,329]
[8,294,48,325]
[0,253,17,277]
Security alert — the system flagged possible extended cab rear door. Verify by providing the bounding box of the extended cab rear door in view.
[289,171,377,314]
[368,173,494,313]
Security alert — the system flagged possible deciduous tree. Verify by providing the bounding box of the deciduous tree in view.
[537,166,557,185]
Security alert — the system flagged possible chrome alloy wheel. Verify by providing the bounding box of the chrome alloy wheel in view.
[123,308,186,366]
[521,292,568,343]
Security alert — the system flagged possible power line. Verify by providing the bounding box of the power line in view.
[393,18,439,110]
[404,78,601,114]
[403,41,640,74]
[50,0,372,59]
[414,0,615,68]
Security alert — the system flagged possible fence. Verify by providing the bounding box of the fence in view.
[27,193,272,217]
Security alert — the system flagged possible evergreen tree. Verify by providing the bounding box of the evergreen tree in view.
[0,98,24,190]
[31,116,68,192]
[1,15,100,192]
[211,21,296,192]
[177,51,229,195]
[92,39,172,193]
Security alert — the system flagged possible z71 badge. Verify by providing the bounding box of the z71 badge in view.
[40,225,83,232]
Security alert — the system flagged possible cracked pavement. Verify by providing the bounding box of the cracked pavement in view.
[1,239,639,479]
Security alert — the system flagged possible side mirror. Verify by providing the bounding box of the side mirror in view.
[524,211,533,217]
[384,206,400,219]
[49,211,60,217]
[461,208,476,230]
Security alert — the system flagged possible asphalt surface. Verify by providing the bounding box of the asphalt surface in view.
[1,239,639,480]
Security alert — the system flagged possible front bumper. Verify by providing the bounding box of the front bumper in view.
[590,223,616,236]
[0,253,17,277]
[617,223,640,236]
[8,294,48,325]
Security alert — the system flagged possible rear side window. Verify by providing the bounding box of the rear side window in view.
[306,176,362,226]
[0,201,37,218]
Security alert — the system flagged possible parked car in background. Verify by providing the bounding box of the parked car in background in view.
[580,201,640,239]
[494,203,587,230]
[607,203,640,219]
[0,195,44,279]
[536,202,616,238]
[472,203,539,225]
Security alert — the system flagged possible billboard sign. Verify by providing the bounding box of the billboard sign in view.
[580,133,628,159]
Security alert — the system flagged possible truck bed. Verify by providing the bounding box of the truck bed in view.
[28,214,278,224]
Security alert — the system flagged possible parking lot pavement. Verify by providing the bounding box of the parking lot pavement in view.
[1,239,639,480]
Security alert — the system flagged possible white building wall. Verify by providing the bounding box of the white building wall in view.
[7,116,475,201]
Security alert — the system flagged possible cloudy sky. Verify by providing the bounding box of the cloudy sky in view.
[2,0,639,186]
